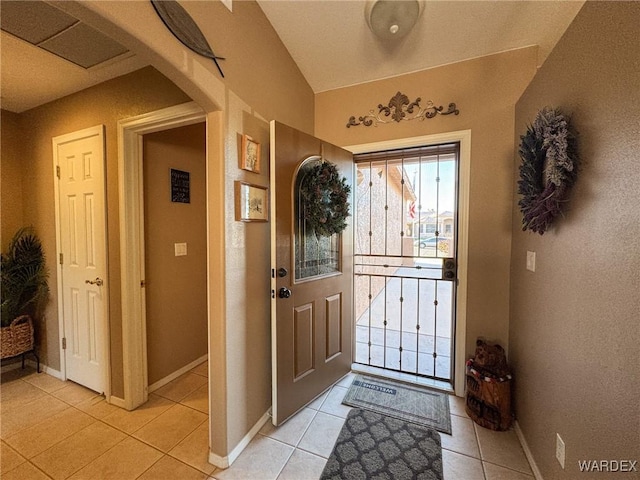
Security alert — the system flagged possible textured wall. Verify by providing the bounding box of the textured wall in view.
[1,110,24,251]
[10,67,191,376]
[316,47,539,358]
[143,123,208,385]
[4,0,315,459]
[509,2,640,478]
[69,0,314,458]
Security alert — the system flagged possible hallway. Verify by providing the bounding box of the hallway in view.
[1,366,534,479]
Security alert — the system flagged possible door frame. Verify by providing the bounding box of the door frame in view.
[117,102,206,410]
[346,129,471,396]
[53,125,110,397]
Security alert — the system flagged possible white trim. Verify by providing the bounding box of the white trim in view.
[346,130,471,397]
[515,421,544,480]
[52,125,110,397]
[33,363,63,380]
[208,410,271,469]
[148,354,208,393]
[0,361,63,380]
[0,362,27,374]
[269,120,279,423]
[117,102,206,410]
[208,451,230,470]
[109,395,127,409]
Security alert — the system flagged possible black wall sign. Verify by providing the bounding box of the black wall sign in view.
[170,168,190,203]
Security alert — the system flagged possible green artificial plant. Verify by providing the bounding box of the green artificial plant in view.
[1,227,49,328]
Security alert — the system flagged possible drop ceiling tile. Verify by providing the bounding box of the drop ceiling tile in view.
[0,1,77,45]
[40,22,128,69]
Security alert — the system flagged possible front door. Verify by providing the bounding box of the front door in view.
[270,121,353,425]
[53,125,108,393]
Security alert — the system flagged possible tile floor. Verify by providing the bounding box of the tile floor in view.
[1,365,534,479]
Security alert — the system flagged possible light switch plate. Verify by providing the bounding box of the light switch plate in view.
[174,242,187,256]
[526,251,536,272]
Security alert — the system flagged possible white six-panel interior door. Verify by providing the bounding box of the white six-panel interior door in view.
[53,125,108,394]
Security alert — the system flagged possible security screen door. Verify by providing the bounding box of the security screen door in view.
[270,121,354,425]
[353,143,459,384]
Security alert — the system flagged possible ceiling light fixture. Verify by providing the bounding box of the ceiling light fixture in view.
[365,0,424,41]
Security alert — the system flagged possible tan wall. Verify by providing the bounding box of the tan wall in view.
[2,0,311,461]
[509,2,640,478]
[316,47,538,357]
[1,110,24,251]
[143,123,208,385]
[51,0,314,458]
[11,67,191,377]
[224,101,272,449]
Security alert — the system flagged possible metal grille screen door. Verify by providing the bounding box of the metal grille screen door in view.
[354,143,459,383]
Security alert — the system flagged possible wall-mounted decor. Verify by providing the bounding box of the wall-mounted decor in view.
[346,91,459,128]
[517,107,579,234]
[235,182,268,222]
[150,0,225,77]
[240,134,261,174]
[170,168,190,203]
[299,160,351,237]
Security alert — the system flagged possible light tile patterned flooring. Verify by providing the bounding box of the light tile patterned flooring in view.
[1,365,534,479]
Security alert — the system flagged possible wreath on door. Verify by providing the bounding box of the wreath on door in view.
[517,107,579,234]
[300,161,351,237]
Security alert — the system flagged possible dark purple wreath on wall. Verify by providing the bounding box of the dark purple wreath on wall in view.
[517,107,579,234]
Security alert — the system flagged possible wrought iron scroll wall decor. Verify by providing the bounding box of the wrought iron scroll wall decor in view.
[346,91,459,128]
[150,0,225,78]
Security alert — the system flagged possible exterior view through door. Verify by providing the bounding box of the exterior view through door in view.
[353,143,459,386]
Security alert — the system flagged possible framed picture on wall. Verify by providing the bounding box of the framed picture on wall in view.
[240,134,261,173]
[170,168,190,203]
[235,181,268,222]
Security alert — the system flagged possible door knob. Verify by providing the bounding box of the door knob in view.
[85,277,104,286]
[278,287,292,299]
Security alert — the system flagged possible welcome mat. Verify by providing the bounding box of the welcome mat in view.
[342,375,452,435]
[320,408,443,480]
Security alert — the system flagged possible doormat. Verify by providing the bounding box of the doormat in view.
[320,408,443,480]
[342,375,451,435]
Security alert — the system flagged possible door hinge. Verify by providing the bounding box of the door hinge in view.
[59,253,63,265]
[56,165,61,179]
[62,337,67,349]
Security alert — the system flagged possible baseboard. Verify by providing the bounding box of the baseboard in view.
[515,420,544,480]
[148,354,208,393]
[34,362,63,379]
[1,361,26,374]
[208,409,271,469]
[109,395,126,409]
[1,359,63,380]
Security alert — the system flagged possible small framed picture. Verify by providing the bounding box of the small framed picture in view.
[235,181,268,222]
[240,134,261,173]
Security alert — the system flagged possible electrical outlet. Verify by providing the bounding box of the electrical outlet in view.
[556,433,565,469]
[526,251,536,272]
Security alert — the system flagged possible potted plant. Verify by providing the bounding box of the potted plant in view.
[1,227,49,366]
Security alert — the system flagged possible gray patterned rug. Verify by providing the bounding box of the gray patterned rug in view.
[342,375,451,435]
[320,408,443,480]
